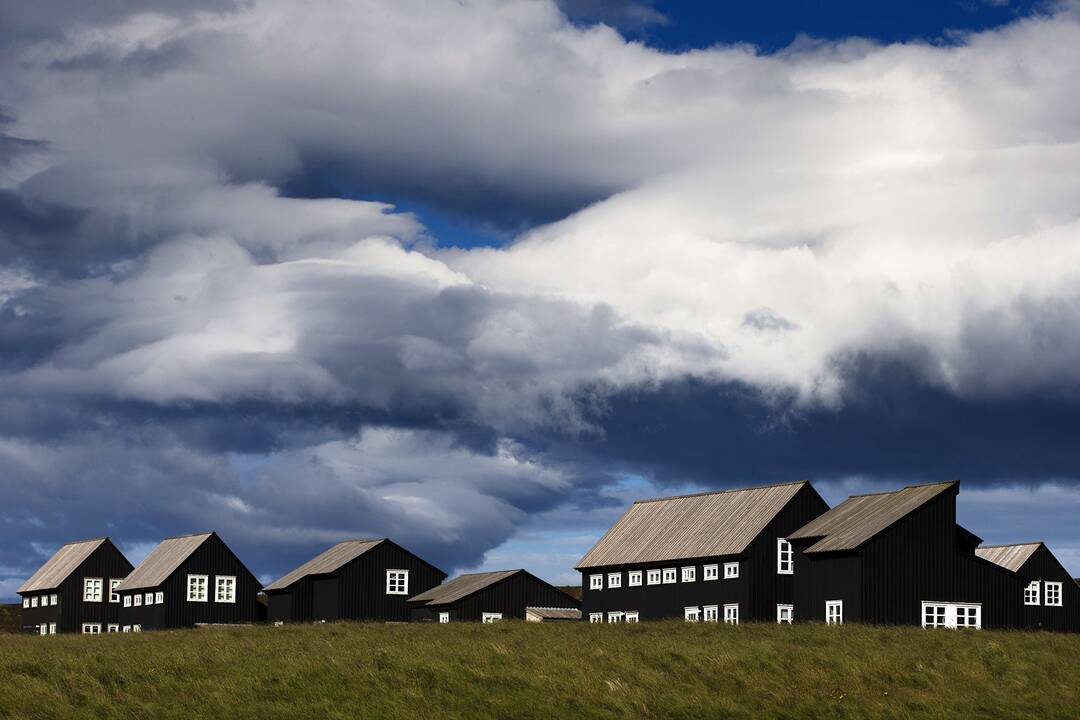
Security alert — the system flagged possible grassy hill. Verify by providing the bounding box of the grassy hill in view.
[1,621,1078,720]
[0,605,19,634]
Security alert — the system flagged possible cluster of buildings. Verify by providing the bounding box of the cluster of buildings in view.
[17,480,1079,635]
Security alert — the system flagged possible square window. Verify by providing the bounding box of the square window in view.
[156,591,164,604]
[83,577,103,603]
[81,623,101,634]
[386,570,409,595]
[40,596,48,607]
[826,600,843,625]
[777,539,793,575]
[703,605,718,622]
[607,572,622,589]
[133,594,142,607]
[607,611,624,623]
[216,576,237,603]
[187,574,208,602]
[703,564,719,581]
[110,579,122,603]
[646,569,661,585]
[1024,581,1040,606]
[681,566,696,583]
[50,594,58,605]
[1045,582,1063,607]
[107,624,119,633]
[628,571,642,587]
[777,604,793,624]
[590,575,603,590]
[624,611,639,623]
[439,612,450,623]
[22,598,29,609]
[133,625,142,633]
[724,604,739,624]
[122,626,131,633]
[589,613,603,623]
[662,568,677,584]
[145,592,154,606]
[123,595,132,607]
[481,613,502,623]
[684,606,700,622]
[724,562,739,579]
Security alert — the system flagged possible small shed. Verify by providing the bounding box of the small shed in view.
[407,569,578,623]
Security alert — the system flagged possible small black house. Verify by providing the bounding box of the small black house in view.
[263,538,446,623]
[115,532,261,631]
[18,537,133,635]
[975,542,1079,633]
[407,570,578,622]
[788,481,1023,629]
[576,481,829,624]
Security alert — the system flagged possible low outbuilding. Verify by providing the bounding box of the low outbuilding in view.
[407,570,578,623]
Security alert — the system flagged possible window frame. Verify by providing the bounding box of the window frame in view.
[187,574,209,602]
[50,594,58,606]
[1024,580,1040,606]
[40,595,49,607]
[777,539,793,575]
[481,612,502,624]
[684,606,700,622]
[681,566,696,583]
[109,579,121,603]
[628,570,642,587]
[107,624,119,633]
[145,592,154,606]
[22,598,29,608]
[39,624,47,636]
[724,604,739,624]
[48,623,57,635]
[156,591,164,604]
[922,601,981,629]
[31,596,39,608]
[589,574,603,591]
[703,605,719,622]
[646,569,661,585]
[724,562,739,579]
[123,595,132,607]
[133,594,142,607]
[624,611,639,623]
[589,613,603,623]
[607,611,624,623]
[82,623,102,635]
[385,569,409,596]
[607,572,622,589]
[438,612,450,624]
[826,600,843,625]
[83,577,103,603]
[776,604,793,624]
[703,564,719,581]
[1045,581,1063,607]
[216,575,237,603]
[662,567,677,584]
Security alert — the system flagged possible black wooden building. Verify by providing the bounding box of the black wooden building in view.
[407,570,578,622]
[788,481,1024,629]
[576,481,829,624]
[115,532,261,631]
[264,538,446,623]
[18,537,134,635]
[975,542,1080,633]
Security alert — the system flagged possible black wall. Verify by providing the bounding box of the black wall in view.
[1014,545,1080,633]
[792,551,860,623]
[20,540,133,634]
[411,571,577,622]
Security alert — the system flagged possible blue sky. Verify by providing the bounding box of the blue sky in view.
[1,0,1079,599]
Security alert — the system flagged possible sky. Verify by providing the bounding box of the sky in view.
[1,0,1080,599]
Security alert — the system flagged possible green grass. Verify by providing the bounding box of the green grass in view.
[1,621,1078,720]
[0,605,19,634]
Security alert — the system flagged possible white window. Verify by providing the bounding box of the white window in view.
[39,624,47,636]
[590,574,603,590]
[777,539,793,575]
[83,577,103,602]
[681,566,696,583]
[216,575,237,603]
[589,613,603,623]
[48,623,57,635]
[122,626,131,633]
[662,568,677,584]
[625,611,639,623]
[133,594,142,607]
[1045,581,1063,607]
[133,625,142,633]
[30,596,38,608]
[155,592,164,604]
[41,595,50,607]
[50,594,57,605]
[107,624,119,633]
[646,569,662,585]
[703,564,719,581]
[608,611,624,623]
[145,592,154,606]
[922,602,981,629]
[481,613,502,623]
[703,605,719,622]
[438,612,450,624]
[386,570,409,595]
[187,574,208,602]
[684,606,700,622]
[82,623,102,634]
[628,570,642,587]
[826,600,843,625]
[607,572,622,589]
[724,604,739,624]
[724,562,740,579]
[22,598,29,608]
[109,579,121,603]
[1024,580,1040,606]
[123,595,132,607]
[777,604,793,624]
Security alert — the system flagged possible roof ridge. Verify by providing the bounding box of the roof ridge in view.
[976,541,1043,549]
[633,480,806,504]
[160,531,214,540]
[57,537,109,546]
[847,480,956,499]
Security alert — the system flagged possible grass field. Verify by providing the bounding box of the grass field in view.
[1,621,1078,720]
[0,605,19,634]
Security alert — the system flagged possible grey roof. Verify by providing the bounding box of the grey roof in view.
[408,570,520,606]
[575,481,809,569]
[526,607,582,620]
[18,538,108,594]
[264,539,385,592]
[116,532,212,591]
[788,481,956,553]
[975,543,1042,573]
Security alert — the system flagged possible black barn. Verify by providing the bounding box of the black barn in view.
[18,538,133,635]
[975,542,1080,633]
[407,570,578,622]
[788,481,1023,629]
[576,481,829,624]
[264,538,446,623]
[115,532,261,631]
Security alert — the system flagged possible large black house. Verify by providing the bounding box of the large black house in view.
[407,570,578,622]
[975,542,1079,633]
[576,481,829,624]
[264,538,446,623]
[115,532,261,631]
[18,537,134,635]
[788,481,1023,629]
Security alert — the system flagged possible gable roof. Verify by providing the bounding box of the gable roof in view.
[575,481,811,569]
[407,570,520,606]
[116,532,212,591]
[526,607,582,620]
[788,481,956,554]
[263,539,385,592]
[974,543,1042,573]
[18,538,109,594]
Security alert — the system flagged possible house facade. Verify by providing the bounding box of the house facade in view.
[975,542,1080,633]
[18,538,134,635]
[407,570,578,622]
[576,481,829,624]
[115,532,261,631]
[264,538,446,623]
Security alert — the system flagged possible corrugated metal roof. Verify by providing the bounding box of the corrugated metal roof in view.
[974,543,1042,573]
[526,607,581,620]
[263,539,385,591]
[575,481,808,569]
[18,538,108,593]
[408,570,520,606]
[116,532,212,591]
[788,481,956,553]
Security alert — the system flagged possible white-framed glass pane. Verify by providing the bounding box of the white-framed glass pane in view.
[22,598,29,608]
[723,604,739,624]
[133,594,141,606]
[83,578,103,602]
[607,573,621,589]
[481,613,502,623]
[589,613,603,623]
[703,605,718,622]
[703,564,719,581]
[107,624,119,633]
[39,624,47,636]
[662,568,677,584]
[187,575,208,602]
[607,611,623,623]
[1024,581,1040,605]
[628,571,642,587]
[777,539,793,574]
[777,604,793,623]
[109,579,121,603]
[123,595,131,607]
[681,567,696,583]
[684,606,700,622]
[216,576,237,603]
[625,611,639,623]
[590,575,603,590]
[156,592,164,604]
[386,570,409,595]
[646,569,661,585]
[438,612,450,623]
[1045,582,1062,607]
[724,562,739,579]
[145,592,154,605]
[48,623,57,635]
[31,596,39,608]
[826,600,843,624]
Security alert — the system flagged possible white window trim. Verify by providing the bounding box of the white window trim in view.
[703,564,719,581]
[123,595,132,607]
[481,612,502,623]
[646,569,661,586]
[589,613,603,623]
[628,570,642,587]
[83,577,103,603]
[22,598,29,608]
[1044,581,1063,607]
[187,574,209,602]
[107,624,119,633]
[624,611,639,623]
[589,574,603,590]
[133,625,142,633]
[30,596,38,608]
[724,562,739,579]
[724,603,739,624]
[109,579,121,603]
[607,611,624,623]
[662,568,677,584]
[39,624,47,636]
[438,612,450,624]
[1024,580,1040,606]
[921,601,981,629]
[386,569,409,596]
[777,604,794,624]
[50,594,58,605]
[826,600,843,625]
[145,592,154,605]
[684,606,700,622]
[607,572,622,589]
[216,575,237,603]
[40,595,49,607]
[777,539,793,575]
[133,594,142,607]
[82,623,102,634]
[48,623,57,635]
[703,605,719,622]
[155,591,164,604]
[681,566,696,583]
